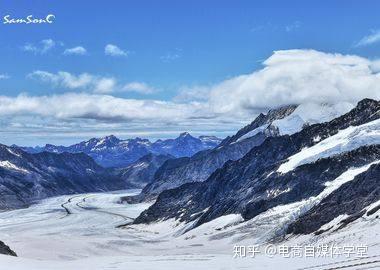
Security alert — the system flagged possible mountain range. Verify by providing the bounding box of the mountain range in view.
[0,133,221,210]
[126,102,353,203]
[133,99,380,241]
[125,105,297,202]
[17,133,222,168]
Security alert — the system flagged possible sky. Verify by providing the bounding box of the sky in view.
[0,0,380,146]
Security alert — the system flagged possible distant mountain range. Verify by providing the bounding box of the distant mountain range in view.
[16,133,222,168]
[133,99,380,241]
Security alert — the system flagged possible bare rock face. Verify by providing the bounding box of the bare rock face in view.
[0,241,16,256]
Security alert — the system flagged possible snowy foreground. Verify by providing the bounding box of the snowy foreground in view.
[0,190,379,269]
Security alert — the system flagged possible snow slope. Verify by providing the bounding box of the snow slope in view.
[278,118,380,173]
[272,102,354,135]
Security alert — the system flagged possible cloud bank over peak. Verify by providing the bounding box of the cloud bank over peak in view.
[1,49,380,145]
[207,49,380,115]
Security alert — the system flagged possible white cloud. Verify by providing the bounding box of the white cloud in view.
[4,49,380,144]
[122,82,156,94]
[355,30,380,47]
[27,71,116,93]
[0,93,208,123]
[22,39,56,54]
[104,44,128,57]
[0,74,10,80]
[63,46,87,55]
[23,50,380,118]
[285,21,301,32]
[369,59,380,73]
[174,85,210,102]
[205,49,380,115]
[28,71,155,95]
[94,78,117,93]
[160,49,182,62]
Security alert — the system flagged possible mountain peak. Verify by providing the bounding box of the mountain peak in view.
[101,135,119,141]
[219,105,297,146]
[357,98,379,109]
[179,132,192,138]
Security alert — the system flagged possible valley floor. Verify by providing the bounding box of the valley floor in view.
[0,190,379,269]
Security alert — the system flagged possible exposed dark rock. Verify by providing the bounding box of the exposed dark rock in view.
[0,241,16,256]
[287,163,380,235]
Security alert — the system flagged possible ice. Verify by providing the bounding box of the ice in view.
[0,161,29,173]
[1,184,379,269]
[278,118,380,173]
[235,124,270,142]
[272,102,354,135]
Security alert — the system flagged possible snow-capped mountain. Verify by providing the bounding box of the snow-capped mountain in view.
[126,105,298,202]
[17,134,222,168]
[134,98,380,244]
[129,102,355,203]
[0,145,126,209]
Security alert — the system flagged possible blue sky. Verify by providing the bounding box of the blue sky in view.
[0,0,380,145]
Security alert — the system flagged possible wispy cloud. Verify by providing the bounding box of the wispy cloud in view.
[354,30,380,47]
[27,70,116,93]
[160,49,182,62]
[27,71,156,95]
[122,82,156,94]
[63,46,87,55]
[250,22,300,33]
[285,21,301,32]
[104,44,128,57]
[0,93,208,123]
[250,21,279,33]
[22,39,56,54]
[0,74,10,80]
